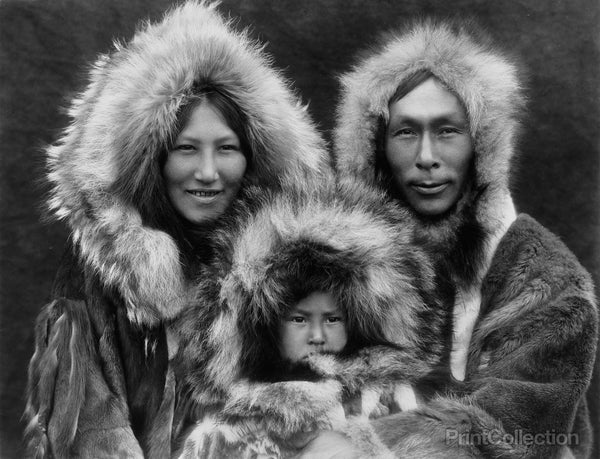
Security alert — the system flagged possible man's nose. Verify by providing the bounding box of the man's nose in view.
[416,134,440,170]
[194,150,219,182]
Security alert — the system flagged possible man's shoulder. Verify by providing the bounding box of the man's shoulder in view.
[485,213,594,298]
[501,213,580,262]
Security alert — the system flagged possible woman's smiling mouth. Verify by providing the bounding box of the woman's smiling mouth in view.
[186,189,222,200]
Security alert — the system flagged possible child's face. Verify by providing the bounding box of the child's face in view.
[278,291,348,362]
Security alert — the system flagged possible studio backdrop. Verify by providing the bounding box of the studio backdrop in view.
[1,0,598,457]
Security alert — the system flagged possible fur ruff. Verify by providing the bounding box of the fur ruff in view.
[334,19,523,273]
[46,1,330,326]
[172,180,453,454]
[174,181,449,397]
[333,18,525,382]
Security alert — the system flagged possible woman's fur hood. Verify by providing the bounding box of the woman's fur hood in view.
[174,181,450,409]
[46,1,330,326]
[334,19,524,261]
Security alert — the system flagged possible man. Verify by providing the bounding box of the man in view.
[330,19,598,458]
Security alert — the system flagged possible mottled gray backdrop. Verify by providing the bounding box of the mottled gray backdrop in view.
[1,0,598,457]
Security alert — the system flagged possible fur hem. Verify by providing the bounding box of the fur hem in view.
[222,379,345,439]
[370,396,530,458]
[342,417,395,458]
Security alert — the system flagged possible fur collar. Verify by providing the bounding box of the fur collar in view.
[333,19,523,279]
[173,181,450,401]
[46,1,330,326]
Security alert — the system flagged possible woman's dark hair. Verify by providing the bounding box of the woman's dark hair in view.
[125,85,253,272]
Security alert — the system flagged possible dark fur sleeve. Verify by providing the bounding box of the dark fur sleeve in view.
[24,299,143,458]
[370,295,597,458]
[370,218,599,458]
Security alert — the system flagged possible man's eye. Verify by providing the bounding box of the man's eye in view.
[439,127,460,136]
[393,128,416,137]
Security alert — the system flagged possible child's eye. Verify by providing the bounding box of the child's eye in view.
[326,316,343,324]
[290,316,306,323]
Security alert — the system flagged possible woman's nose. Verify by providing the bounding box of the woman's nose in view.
[416,134,440,170]
[194,150,219,182]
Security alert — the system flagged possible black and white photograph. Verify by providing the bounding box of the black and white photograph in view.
[1,0,598,457]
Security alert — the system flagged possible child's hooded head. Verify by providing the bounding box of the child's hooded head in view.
[198,183,447,385]
[278,291,348,363]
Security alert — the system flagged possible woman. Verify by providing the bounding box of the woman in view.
[24,2,330,457]
[332,19,598,458]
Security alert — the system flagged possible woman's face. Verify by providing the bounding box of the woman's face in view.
[385,77,473,216]
[163,100,247,225]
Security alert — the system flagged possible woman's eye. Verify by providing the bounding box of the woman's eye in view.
[220,144,240,152]
[326,316,343,323]
[290,316,306,323]
[174,144,195,152]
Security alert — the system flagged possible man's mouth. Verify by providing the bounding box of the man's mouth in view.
[411,181,449,195]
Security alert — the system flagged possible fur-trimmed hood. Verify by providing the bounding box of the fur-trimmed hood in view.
[334,19,524,261]
[46,1,330,326]
[174,181,450,407]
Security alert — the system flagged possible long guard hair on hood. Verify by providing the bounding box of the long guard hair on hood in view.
[334,19,525,287]
[173,180,453,442]
[46,0,331,327]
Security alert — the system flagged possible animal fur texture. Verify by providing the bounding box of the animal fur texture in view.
[333,18,598,458]
[334,19,522,241]
[333,20,527,381]
[45,0,330,328]
[25,2,333,457]
[172,180,452,457]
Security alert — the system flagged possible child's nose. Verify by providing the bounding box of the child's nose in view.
[308,323,325,345]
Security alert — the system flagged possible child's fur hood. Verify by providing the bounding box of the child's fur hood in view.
[174,181,449,407]
[334,19,524,251]
[46,1,330,326]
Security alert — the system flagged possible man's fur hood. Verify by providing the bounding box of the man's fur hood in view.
[173,181,451,432]
[46,0,330,327]
[334,19,524,263]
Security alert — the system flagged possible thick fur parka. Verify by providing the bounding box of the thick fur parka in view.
[333,19,598,458]
[25,2,332,458]
[172,181,453,457]
[46,0,330,328]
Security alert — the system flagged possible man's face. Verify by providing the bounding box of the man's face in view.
[385,77,473,216]
[278,291,347,362]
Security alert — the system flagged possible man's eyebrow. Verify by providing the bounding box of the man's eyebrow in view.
[390,113,467,124]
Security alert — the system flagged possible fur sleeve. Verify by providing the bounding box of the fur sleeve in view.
[221,379,345,439]
[371,292,598,458]
[174,379,345,458]
[24,299,143,458]
[306,345,433,394]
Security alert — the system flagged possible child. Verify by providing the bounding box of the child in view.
[172,182,453,458]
